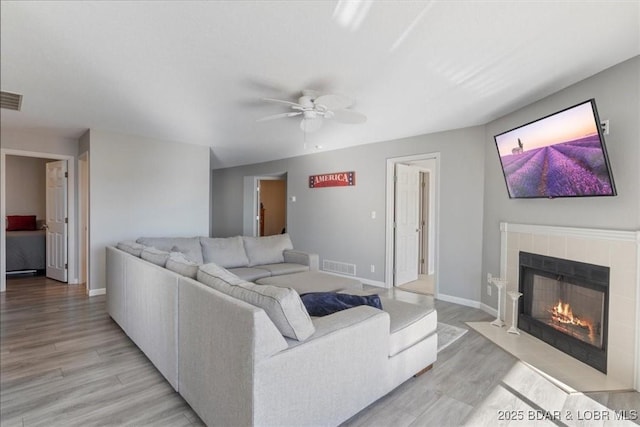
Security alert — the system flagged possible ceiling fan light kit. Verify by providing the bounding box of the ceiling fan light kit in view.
[258,90,366,133]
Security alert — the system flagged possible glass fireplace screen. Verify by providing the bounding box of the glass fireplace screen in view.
[530,274,605,349]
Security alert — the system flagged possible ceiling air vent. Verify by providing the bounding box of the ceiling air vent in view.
[1,91,23,111]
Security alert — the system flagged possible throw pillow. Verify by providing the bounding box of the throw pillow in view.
[200,236,249,268]
[166,252,199,279]
[6,215,37,231]
[117,241,146,257]
[300,292,383,317]
[197,262,315,341]
[136,237,203,264]
[242,234,293,267]
[140,247,171,267]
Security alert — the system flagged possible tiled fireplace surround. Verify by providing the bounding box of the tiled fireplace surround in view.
[499,222,639,390]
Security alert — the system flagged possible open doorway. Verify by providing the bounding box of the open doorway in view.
[243,173,287,237]
[385,153,439,296]
[258,179,286,236]
[1,149,77,293]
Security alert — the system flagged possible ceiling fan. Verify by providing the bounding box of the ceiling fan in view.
[257,89,366,132]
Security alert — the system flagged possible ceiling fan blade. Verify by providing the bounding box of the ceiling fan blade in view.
[262,97,304,108]
[256,112,302,122]
[314,93,353,111]
[330,109,367,124]
[300,117,323,133]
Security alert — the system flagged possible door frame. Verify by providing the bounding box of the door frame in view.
[0,149,77,292]
[243,173,287,237]
[385,152,440,293]
[79,152,90,290]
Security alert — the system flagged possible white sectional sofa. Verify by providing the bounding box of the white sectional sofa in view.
[106,234,438,426]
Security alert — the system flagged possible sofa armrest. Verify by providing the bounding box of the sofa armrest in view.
[254,306,391,426]
[283,249,319,271]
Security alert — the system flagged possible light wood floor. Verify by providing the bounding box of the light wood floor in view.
[2,275,638,426]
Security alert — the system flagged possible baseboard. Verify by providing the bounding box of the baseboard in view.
[360,278,388,288]
[437,293,482,309]
[321,270,388,289]
[480,303,498,317]
[88,288,106,297]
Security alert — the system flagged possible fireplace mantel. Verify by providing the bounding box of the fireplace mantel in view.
[499,222,639,391]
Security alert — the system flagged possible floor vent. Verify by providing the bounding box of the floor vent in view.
[322,259,356,276]
[1,91,23,111]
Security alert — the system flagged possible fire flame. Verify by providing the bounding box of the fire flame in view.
[550,300,596,344]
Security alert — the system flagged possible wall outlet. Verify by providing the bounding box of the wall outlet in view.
[370,264,375,273]
[487,284,492,296]
[601,120,610,135]
[487,272,493,284]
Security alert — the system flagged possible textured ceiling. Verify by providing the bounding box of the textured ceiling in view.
[1,1,638,168]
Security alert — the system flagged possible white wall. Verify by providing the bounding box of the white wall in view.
[481,56,640,310]
[85,130,210,292]
[5,155,49,219]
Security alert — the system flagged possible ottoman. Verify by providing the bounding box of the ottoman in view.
[255,271,362,294]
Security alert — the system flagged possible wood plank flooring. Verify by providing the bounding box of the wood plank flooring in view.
[2,275,638,426]
[1,276,203,426]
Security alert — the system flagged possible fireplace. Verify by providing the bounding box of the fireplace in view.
[518,252,609,373]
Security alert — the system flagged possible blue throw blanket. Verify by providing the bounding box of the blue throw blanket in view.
[300,292,382,317]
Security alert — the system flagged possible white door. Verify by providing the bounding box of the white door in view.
[394,164,420,285]
[46,160,68,282]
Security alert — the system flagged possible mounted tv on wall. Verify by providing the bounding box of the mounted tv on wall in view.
[494,99,616,199]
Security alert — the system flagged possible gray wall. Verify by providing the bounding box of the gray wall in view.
[84,129,211,291]
[481,56,640,309]
[212,126,486,302]
[5,155,49,219]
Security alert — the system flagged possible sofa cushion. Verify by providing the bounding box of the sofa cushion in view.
[200,236,249,268]
[255,263,309,276]
[166,252,199,279]
[136,237,203,264]
[256,271,362,295]
[242,234,293,267]
[381,297,437,357]
[140,247,171,267]
[228,267,271,281]
[198,263,315,341]
[117,241,145,257]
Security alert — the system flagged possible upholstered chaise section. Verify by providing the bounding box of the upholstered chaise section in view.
[178,278,288,427]
[254,306,391,427]
[105,246,180,389]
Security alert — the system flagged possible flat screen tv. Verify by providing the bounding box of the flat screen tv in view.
[494,99,616,199]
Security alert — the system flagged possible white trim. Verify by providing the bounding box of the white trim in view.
[1,153,5,292]
[437,293,482,310]
[243,173,287,237]
[481,303,498,318]
[88,288,106,297]
[501,222,637,242]
[1,149,77,292]
[359,278,387,288]
[320,270,386,288]
[385,152,441,294]
[636,231,640,391]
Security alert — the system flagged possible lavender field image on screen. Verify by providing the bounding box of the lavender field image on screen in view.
[500,135,614,198]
